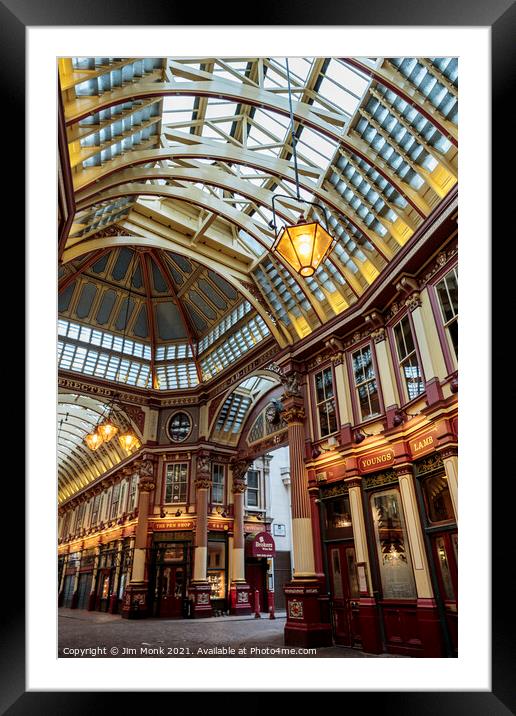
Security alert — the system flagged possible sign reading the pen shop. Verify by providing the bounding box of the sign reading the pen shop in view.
[409,425,439,459]
[151,521,194,531]
[358,448,395,474]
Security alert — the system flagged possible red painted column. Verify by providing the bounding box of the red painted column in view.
[282,383,332,648]
[188,452,213,618]
[308,485,324,578]
[121,455,156,619]
[229,458,252,614]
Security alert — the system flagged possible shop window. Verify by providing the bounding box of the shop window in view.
[324,495,353,539]
[127,475,138,512]
[90,494,101,526]
[212,464,225,505]
[393,315,425,401]
[421,473,455,524]
[314,366,338,437]
[207,541,226,599]
[435,267,458,362]
[351,344,381,421]
[110,483,121,520]
[246,469,260,508]
[370,488,417,599]
[435,535,455,600]
[164,463,188,504]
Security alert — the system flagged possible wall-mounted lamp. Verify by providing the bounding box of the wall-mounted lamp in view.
[175,509,182,517]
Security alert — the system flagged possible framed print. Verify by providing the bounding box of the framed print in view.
[14,0,513,710]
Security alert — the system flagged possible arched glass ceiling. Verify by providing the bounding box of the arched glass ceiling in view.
[58,391,141,503]
[211,374,279,445]
[60,56,458,346]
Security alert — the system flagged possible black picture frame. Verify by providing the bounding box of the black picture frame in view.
[12,0,514,711]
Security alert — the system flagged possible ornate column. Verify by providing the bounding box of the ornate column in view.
[370,326,401,429]
[108,539,124,614]
[121,455,156,618]
[87,543,101,611]
[307,484,324,577]
[70,548,82,609]
[395,463,444,656]
[188,451,213,618]
[229,458,252,614]
[57,551,69,607]
[347,477,382,654]
[281,373,332,648]
[438,446,458,523]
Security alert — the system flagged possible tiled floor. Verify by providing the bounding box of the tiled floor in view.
[58,608,405,658]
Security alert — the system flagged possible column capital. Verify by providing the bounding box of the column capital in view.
[281,405,306,424]
[437,444,458,460]
[405,291,422,311]
[139,476,156,493]
[345,477,363,489]
[393,462,414,479]
[370,327,387,344]
[232,478,247,494]
[230,457,252,483]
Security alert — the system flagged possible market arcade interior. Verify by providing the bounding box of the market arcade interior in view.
[58,55,458,657]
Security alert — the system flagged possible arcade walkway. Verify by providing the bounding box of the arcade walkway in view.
[58,609,405,658]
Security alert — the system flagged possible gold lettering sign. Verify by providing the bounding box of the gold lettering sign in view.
[358,449,395,474]
[410,425,439,458]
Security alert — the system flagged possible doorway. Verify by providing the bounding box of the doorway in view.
[431,531,458,654]
[155,564,186,618]
[326,543,361,647]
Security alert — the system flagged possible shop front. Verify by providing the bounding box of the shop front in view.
[320,485,361,648]
[245,530,276,614]
[76,548,95,610]
[414,452,458,655]
[149,532,193,618]
[207,532,228,615]
[95,541,118,612]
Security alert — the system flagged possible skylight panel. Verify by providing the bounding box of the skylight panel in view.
[204,100,238,119]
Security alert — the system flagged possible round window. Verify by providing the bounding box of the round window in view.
[167,411,192,443]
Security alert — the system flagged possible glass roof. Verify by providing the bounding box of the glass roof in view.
[60,55,458,357]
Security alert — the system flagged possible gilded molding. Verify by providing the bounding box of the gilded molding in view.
[405,292,423,311]
[281,406,306,424]
[370,327,386,344]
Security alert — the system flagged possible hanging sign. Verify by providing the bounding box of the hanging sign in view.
[246,531,276,558]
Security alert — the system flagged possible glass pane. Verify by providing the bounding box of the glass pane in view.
[352,349,365,384]
[401,315,415,355]
[371,489,417,599]
[247,470,259,488]
[315,371,325,403]
[437,279,454,322]
[445,270,458,314]
[346,547,360,598]
[402,357,424,400]
[394,321,406,360]
[330,548,344,599]
[435,536,455,600]
[422,474,455,523]
[323,367,334,399]
[327,400,338,433]
[319,404,330,436]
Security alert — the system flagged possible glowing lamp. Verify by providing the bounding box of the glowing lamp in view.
[97,419,119,442]
[118,429,140,452]
[275,218,333,277]
[84,431,104,450]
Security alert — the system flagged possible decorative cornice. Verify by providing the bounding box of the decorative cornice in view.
[230,458,252,483]
[194,475,213,490]
[419,244,458,288]
[370,327,386,344]
[405,292,423,312]
[232,478,247,494]
[138,476,156,492]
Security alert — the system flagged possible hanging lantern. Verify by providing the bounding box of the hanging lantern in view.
[118,428,140,452]
[84,431,104,451]
[270,58,334,279]
[274,217,334,277]
[97,418,119,442]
